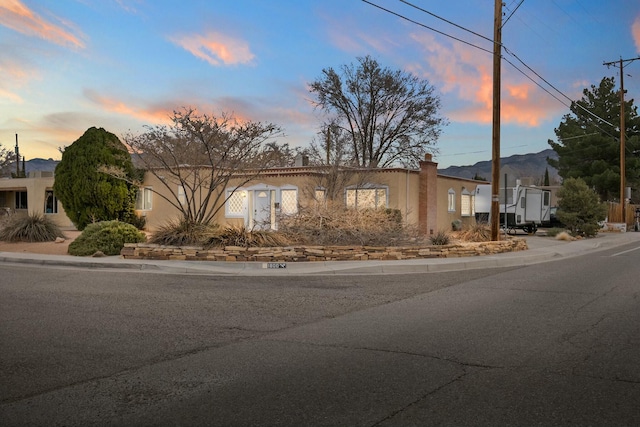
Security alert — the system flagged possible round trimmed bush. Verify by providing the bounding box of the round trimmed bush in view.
[68,220,146,256]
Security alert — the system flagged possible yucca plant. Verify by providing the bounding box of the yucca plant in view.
[457,223,491,242]
[429,229,451,246]
[149,218,218,246]
[0,212,65,242]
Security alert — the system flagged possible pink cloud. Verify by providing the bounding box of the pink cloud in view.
[0,0,84,48]
[83,89,174,124]
[0,57,38,102]
[170,31,255,66]
[409,32,563,127]
[633,15,640,53]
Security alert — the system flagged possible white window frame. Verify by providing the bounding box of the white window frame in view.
[345,185,388,210]
[178,185,186,205]
[279,188,298,215]
[447,188,456,213]
[461,188,472,217]
[314,187,326,206]
[225,189,247,218]
[136,187,153,211]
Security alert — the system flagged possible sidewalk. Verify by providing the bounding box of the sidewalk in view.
[0,232,639,276]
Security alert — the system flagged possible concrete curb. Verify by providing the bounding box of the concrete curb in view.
[1,232,638,276]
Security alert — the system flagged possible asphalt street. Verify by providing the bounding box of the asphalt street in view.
[1,232,639,426]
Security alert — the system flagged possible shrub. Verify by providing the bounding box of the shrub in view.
[457,223,490,242]
[149,218,218,246]
[205,225,291,248]
[430,229,451,245]
[53,127,139,230]
[556,177,607,237]
[555,231,575,241]
[0,212,65,242]
[545,227,566,237]
[68,220,146,256]
[278,202,419,246]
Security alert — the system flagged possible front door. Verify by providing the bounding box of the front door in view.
[252,190,271,230]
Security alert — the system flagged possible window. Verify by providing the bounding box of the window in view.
[345,186,387,209]
[447,189,456,212]
[280,189,298,215]
[178,185,186,205]
[461,189,472,216]
[44,190,58,214]
[225,190,246,217]
[136,187,153,210]
[314,188,326,205]
[15,191,27,209]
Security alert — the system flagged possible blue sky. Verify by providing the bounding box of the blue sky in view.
[1,0,639,168]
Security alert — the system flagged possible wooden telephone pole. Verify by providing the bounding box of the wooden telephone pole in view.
[490,0,503,241]
[603,56,640,225]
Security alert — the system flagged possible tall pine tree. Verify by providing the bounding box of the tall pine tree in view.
[548,77,640,202]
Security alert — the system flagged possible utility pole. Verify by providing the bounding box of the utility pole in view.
[490,0,503,241]
[603,56,640,225]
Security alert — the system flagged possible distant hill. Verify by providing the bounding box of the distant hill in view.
[24,158,59,173]
[1,158,59,177]
[438,149,560,185]
[8,152,560,185]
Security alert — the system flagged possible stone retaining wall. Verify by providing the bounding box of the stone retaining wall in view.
[121,239,527,262]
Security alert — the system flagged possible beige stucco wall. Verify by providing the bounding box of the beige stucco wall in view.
[0,167,482,236]
[136,168,425,232]
[136,167,476,234]
[436,175,482,231]
[0,173,74,229]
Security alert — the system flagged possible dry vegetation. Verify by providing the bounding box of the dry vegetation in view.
[277,203,424,246]
[0,212,66,242]
[145,207,493,249]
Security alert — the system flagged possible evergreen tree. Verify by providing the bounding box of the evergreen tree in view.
[543,167,550,186]
[548,77,640,202]
[556,177,607,237]
[54,127,138,230]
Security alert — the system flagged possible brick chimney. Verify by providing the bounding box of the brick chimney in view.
[419,153,438,236]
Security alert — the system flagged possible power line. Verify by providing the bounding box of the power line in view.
[360,0,493,54]
[399,0,494,44]
[361,0,617,138]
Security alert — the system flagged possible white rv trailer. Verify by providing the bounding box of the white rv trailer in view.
[474,182,551,234]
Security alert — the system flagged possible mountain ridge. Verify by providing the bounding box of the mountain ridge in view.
[9,150,560,185]
[438,149,560,184]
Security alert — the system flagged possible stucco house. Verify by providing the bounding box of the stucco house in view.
[0,154,482,235]
[134,153,481,235]
[0,170,73,228]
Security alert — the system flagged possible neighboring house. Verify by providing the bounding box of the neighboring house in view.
[0,154,482,235]
[0,171,73,228]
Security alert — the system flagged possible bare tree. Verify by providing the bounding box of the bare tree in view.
[309,55,446,168]
[119,108,284,226]
[306,124,360,202]
[0,143,16,178]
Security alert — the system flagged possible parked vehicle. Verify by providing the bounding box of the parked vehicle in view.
[475,182,551,234]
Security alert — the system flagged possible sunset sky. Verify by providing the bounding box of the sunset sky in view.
[1,0,640,168]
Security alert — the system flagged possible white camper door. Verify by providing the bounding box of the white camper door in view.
[524,191,543,223]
